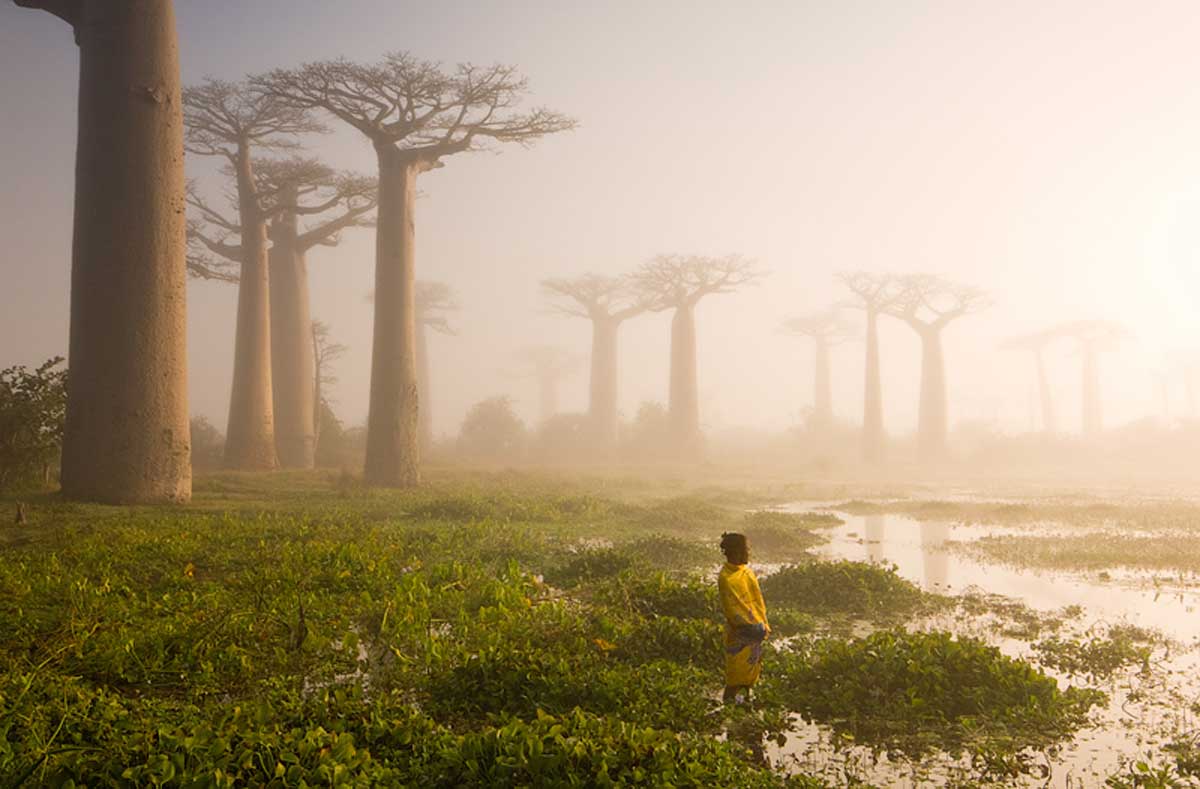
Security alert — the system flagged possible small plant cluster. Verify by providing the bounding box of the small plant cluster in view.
[1033,631,1153,681]
[759,560,933,619]
[0,357,67,491]
[770,629,1106,770]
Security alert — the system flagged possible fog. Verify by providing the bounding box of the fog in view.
[3,0,1199,447]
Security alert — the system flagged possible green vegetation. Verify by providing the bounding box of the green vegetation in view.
[0,357,66,492]
[760,560,934,619]
[0,473,1154,785]
[771,630,1105,775]
[955,532,1200,574]
[1033,632,1152,681]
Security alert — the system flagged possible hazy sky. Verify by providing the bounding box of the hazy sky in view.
[3,1,1199,440]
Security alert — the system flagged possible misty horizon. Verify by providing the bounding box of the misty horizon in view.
[3,1,1199,441]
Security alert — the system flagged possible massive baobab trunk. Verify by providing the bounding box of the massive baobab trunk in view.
[862,311,884,463]
[364,151,420,487]
[1082,345,1101,436]
[590,318,620,446]
[47,0,192,503]
[268,203,315,469]
[223,152,277,470]
[668,304,700,450]
[916,328,948,459]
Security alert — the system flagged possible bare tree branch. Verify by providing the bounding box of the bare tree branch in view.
[541,273,650,323]
[185,221,239,284]
[183,78,324,160]
[631,254,763,310]
[253,53,577,167]
[782,309,858,346]
[883,274,990,330]
[837,271,905,313]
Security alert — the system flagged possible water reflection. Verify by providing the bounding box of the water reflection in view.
[864,514,884,564]
[920,520,950,591]
[808,510,1200,642]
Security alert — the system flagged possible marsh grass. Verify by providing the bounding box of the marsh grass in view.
[0,471,1145,785]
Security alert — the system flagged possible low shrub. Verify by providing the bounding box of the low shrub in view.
[774,629,1106,762]
[759,560,930,618]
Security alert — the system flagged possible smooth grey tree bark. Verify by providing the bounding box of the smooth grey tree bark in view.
[16,0,193,503]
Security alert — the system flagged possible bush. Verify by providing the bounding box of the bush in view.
[621,400,672,459]
[775,629,1106,762]
[741,511,826,560]
[0,357,66,491]
[458,396,527,460]
[189,415,224,470]
[591,571,718,620]
[426,709,797,788]
[759,560,929,618]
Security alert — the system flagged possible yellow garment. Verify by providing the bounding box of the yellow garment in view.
[718,562,770,688]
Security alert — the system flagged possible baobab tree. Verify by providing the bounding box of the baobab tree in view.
[782,309,856,431]
[415,281,458,452]
[183,79,323,471]
[261,159,376,468]
[885,275,989,460]
[255,54,575,487]
[14,0,192,503]
[509,346,580,426]
[541,274,649,447]
[632,255,762,453]
[999,329,1061,435]
[1055,320,1130,436]
[310,319,347,455]
[838,272,902,464]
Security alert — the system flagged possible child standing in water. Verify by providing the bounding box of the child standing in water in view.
[718,532,769,704]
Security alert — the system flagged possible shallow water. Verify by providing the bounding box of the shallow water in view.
[767,505,1200,786]
[801,510,1200,643]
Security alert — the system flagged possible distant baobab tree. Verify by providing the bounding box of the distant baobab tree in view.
[633,254,762,453]
[14,0,192,503]
[782,309,856,431]
[542,274,649,447]
[415,281,459,452]
[837,272,902,463]
[183,79,323,471]
[263,159,376,469]
[886,275,989,460]
[999,329,1060,435]
[510,346,580,426]
[255,54,576,487]
[1055,320,1130,436]
[310,319,346,455]
[187,159,374,470]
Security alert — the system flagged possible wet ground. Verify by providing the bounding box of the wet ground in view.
[766,503,1200,786]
